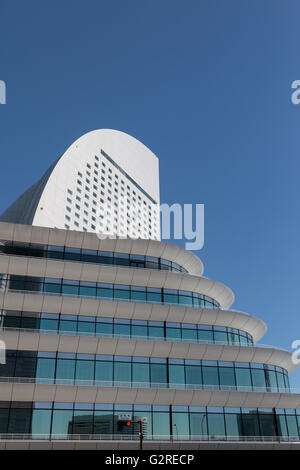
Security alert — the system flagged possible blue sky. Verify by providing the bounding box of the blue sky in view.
[1,0,300,386]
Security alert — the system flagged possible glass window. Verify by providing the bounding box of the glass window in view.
[43,282,61,294]
[31,409,52,436]
[145,259,158,270]
[241,412,260,437]
[277,373,286,391]
[251,369,266,390]
[235,368,252,390]
[56,359,75,381]
[181,328,197,342]
[197,329,213,343]
[98,252,113,265]
[75,360,94,382]
[277,414,288,437]
[163,292,178,305]
[114,322,130,337]
[48,246,64,258]
[178,294,193,306]
[149,325,164,339]
[77,319,95,335]
[207,413,225,438]
[147,291,161,303]
[214,331,228,344]
[153,412,170,439]
[169,365,185,388]
[114,254,129,266]
[0,353,16,377]
[132,363,149,386]
[166,326,181,340]
[258,412,277,437]
[131,289,147,302]
[189,412,207,437]
[59,319,77,333]
[95,361,113,386]
[79,286,96,297]
[0,409,9,433]
[202,367,219,387]
[72,410,94,434]
[40,317,58,332]
[36,358,55,380]
[94,411,113,434]
[64,249,81,261]
[185,365,202,386]
[150,363,167,388]
[20,315,40,329]
[62,284,78,296]
[219,367,236,388]
[228,332,239,345]
[96,320,113,336]
[284,374,290,391]
[225,413,241,438]
[114,287,130,300]
[97,286,113,299]
[52,410,73,435]
[239,335,248,346]
[172,412,189,439]
[15,354,36,378]
[286,414,299,438]
[265,370,278,392]
[2,314,21,328]
[114,361,131,385]
[8,408,32,433]
[134,412,152,439]
[132,323,147,339]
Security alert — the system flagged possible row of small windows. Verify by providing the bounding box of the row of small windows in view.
[3,275,220,309]
[73,172,156,210]
[0,311,253,346]
[80,160,157,216]
[0,350,289,393]
[66,204,154,229]
[71,194,157,226]
[68,153,160,237]
[0,242,187,273]
[1,402,300,440]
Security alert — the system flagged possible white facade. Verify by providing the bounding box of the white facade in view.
[0,129,160,240]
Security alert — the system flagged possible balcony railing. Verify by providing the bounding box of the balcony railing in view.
[0,288,219,309]
[0,326,287,352]
[0,433,299,443]
[0,376,293,394]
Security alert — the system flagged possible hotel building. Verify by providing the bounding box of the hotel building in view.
[0,130,300,450]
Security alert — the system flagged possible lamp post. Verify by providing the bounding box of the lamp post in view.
[132,418,144,450]
[138,419,144,451]
[173,424,179,441]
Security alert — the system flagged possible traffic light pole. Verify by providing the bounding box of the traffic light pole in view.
[132,419,143,450]
[118,415,144,450]
[139,419,143,451]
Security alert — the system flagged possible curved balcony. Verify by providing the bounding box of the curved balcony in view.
[0,290,266,341]
[0,376,293,394]
[0,222,205,276]
[0,328,295,372]
[0,255,234,309]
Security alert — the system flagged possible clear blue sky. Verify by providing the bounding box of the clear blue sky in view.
[1,0,300,386]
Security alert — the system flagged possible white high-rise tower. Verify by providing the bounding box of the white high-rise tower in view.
[0,129,160,240]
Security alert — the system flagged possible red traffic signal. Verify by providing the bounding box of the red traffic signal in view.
[117,417,132,431]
